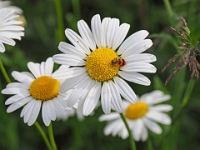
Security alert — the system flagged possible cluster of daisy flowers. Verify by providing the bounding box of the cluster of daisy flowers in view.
[1,5,173,146]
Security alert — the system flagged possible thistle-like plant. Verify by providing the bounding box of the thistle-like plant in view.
[162,17,200,85]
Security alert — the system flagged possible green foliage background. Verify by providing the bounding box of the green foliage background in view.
[1,0,200,150]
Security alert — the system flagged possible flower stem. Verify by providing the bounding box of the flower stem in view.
[163,0,175,26]
[120,113,136,150]
[72,0,81,20]
[181,79,195,107]
[0,59,11,83]
[54,0,65,41]
[163,0,173,19]
[147,138,153,150]
[34,121,52,150]
[48,122,58,150]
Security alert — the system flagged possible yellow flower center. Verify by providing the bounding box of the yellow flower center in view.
[30,76,60,101]
[125,101,149,120]
[86,48,120,82]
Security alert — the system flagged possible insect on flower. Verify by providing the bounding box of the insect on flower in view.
[111,57,126,66]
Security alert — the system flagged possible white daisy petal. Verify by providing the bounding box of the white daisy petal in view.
[141,123,148,141]
[114,76,137,103]
[27,100,42,126]
[0,36,15,45]
[108,80,123,112]
[141,91,171,104]
[27,62,41,78]
[121,39,153,58]
[12,71,34,84]
[20,99,34,118]
[101,17,111,47]
[121,62,156,73]
[6,82,29,89]
[42,102,51,126]
[125,53,157,63]
[52,67,85,80]
[40,62,45,76]
[118,30,149,55]
[45,58,54,76]
[131,119,143,141]
[101,82,112,114]
[21,72,35,80]
[67,76,91,107]
[106,18,119,48]
[60,72,88,93]
[65,28,90,55]
[23,100,36,123]
[75,80,96,118]
[112,23,130,50]
[5,94,26,105]
[3,20,22,26]
[118,71,151,86]
[0,31,24,40]
[53,54,85,66]
[78,20,96,50]
[0,26,24,31]
[120,126,129,139]
[58,42,86,59]
[146,111,171,125]
[7,96,32,113]
[143,118,162,134]
[76,95,87,120]
[112,121,125,136]
[2,88,30,96]
[140,90,163,100]
[46,100,56,121]
[149,105,173,112]
[0,42,5,52]
[91,14,102,47]
[83,81,101,116]
[53,98,66,115]
[104,119,123,136]
[104,120,118,135]
[99,113,120,121]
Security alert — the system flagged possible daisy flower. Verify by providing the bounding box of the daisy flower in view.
[99,90,173,141]
[1,58,74,126]
[0,8,24,53]
[53,14,157,116]
[0,0,23,14]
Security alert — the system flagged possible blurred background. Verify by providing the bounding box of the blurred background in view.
[0,0,200,149]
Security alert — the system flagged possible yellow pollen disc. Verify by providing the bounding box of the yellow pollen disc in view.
[86,48,120,82]
[125,101,149,120]
[30,76,60,101]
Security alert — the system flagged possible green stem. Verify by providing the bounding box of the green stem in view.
[120,113,136,150]
[54,0,65,41]
[48,122,58,150]
[163,0,175,26]
[147,138,153,150]
[34,121,52,150]
[181,79,195,107]
[0,59,11,83]
[72,0,81,20]
[163,0,173,18]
